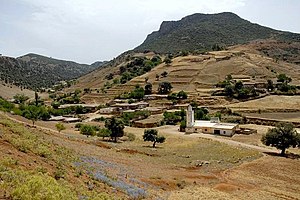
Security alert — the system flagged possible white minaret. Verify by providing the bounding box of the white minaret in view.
[185,104,195,134]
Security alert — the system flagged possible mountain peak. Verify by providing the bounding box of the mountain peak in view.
[135,12,300,53]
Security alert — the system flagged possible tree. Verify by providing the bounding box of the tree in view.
[261,123,300,156]
[177,90,188,99]
[151,55,162,64]
[267,79,274,91]
[277,74,292,84]
[179,120,186,132]
[224,84,234,97]
[80,125,96,136]
[144,83,152,95]
[51,101,61,109]
[56,123,66,133]
[34,91,41,106]
[163,111,181,125]
[130,85,145,100]
[105,73,114,80]
[22,105,41,125]
[164,57,172,65]
[158,82,173,94]
[225,74,232,81]
[143,129,166,148]
[161,71,168,77]
[119,66,126,74]
[13,94,29,104]
[234,81,244,91]
[194,108,209,120]
[105,117,125,142]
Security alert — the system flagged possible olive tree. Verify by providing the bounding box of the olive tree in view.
[105,117,125,142]
[261,123,300,156]
[143,129,166,148]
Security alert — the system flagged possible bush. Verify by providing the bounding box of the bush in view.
[97,128,112,139]
[80,125,96,136]
[126,133,136,141]
[13,94,29,104]
[0,97,15,112]
[0,169,76,200]
[75,123,83,130]
[163,112,181,125]
[55,123,66,133]
[94,116,106,122]
[179,120,186,132]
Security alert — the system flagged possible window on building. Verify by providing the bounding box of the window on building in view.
[223,131,226,134]
[205,129,207,132]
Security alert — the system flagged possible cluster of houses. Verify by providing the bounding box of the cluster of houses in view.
[49,92,251,137]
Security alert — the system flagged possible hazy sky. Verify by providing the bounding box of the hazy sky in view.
[1,0,300,64]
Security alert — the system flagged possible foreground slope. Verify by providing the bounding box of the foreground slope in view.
[2,112,300,199]
[135,12,300,53]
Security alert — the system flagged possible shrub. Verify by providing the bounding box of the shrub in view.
[97,128,112,139]
[75,123,83,130]
[80,125,96,136]
[126,133,136,141]
[55,123,66,133]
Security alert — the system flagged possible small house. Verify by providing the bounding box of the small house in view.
[185,105,238,136]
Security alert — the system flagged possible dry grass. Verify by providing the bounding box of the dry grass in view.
[68,50,300,104]
[168,155,300,200]
[228,95,300,110]
[3,112,300,199]
[0,82,35,99]
[244,112,300,122]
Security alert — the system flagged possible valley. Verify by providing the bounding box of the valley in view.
[1,11,300,200]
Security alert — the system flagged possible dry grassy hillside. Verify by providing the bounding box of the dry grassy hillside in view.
[69,50,300,104]
[0,81,35,99]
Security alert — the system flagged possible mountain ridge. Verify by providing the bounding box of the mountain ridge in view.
[135,12,300,53]
[0,53,105,90]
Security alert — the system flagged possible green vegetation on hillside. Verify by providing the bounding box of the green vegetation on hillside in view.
[0,54,104,90]
[118,56,161,84]
[0,115,111,199]
[135,12,300,54]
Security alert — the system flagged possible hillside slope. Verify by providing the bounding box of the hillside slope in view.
[135,12,300,53]
[0,54,104,90]
[70,49,300,104]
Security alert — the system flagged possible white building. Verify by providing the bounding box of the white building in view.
[185,105,238,136]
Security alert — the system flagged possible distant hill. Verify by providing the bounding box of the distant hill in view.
[135,12,300,54]
[0,54,105,90]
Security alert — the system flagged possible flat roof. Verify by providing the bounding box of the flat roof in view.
[194,120,237,129]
